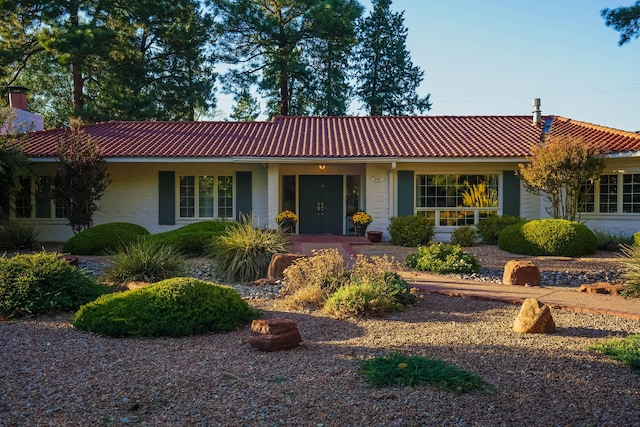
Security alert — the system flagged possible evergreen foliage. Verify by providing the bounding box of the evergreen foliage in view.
[498,219,597,257]
[0,108,30,220]
[354,0,431,115]
[601,2,640,46]
[62,222,150,255]
[387,215,434,247]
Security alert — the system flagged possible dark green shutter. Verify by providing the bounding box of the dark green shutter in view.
[158,171,175,225]
[397,170,415,216]
[236,171,252,220]
[502,170,520,217]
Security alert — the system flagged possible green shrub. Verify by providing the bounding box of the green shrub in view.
[208,215,288,282]
[450,226,478,247]
[497,219,597,257]
[589,334,640,371]
[359,352,485,393]
[406,243,480,274]
[62,222,150,255]
[620,244,640,298]
[0,252,110,318]
[73,277,259,337]
[593,229,632,251]
[103,236,187,285]
[633,231,640,247]
[280,248,348,309]
[388,215,434,247]
[0,221,39,251]
[151,221,230,256]
[475,215,524,245]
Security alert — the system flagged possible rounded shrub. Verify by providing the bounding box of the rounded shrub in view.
[406,243,480,274]
[0,252,110,319]
[450,226,478,247]
[151,221,230,256]
[62,222,150,255]
[497,219,597,257]
[475,215,524,245]
[634,231,640,247]
[387,215,434,247]
[73,277,259,337]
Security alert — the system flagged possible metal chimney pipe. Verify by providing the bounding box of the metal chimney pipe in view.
[532,98,541,125]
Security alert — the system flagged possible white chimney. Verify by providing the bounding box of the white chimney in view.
[532,98,541,125]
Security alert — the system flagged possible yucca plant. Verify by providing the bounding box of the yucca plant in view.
[620,243,640,297]
[103,236,187,285]
[208,215,288,282]
[0,221,39,251]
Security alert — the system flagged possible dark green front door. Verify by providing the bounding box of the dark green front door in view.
[299,175,343,234]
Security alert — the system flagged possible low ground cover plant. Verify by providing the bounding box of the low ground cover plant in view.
[593,229,632,251]
[475,215,524,245]
[151,221,230,256]
[498,219,597,257]
[73,277,259,337]
[103,236,187,285]
[406,243,480,274]
[359,352,485,393]
[589,334,640,372]
[62,222,150,255]
[0,252,110,318]
[208,215,288,282]
[0,221,39,251]
[387,215,434,247]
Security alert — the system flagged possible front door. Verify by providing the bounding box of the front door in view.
[299,175,343,234]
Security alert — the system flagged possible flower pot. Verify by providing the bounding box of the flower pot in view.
[354,225,368,237]
[367,231,383,242]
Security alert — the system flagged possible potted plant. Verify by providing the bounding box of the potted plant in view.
[275,210,298,233]
[351,211,373,236]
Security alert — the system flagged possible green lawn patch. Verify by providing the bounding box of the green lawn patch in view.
[590,334,640,372]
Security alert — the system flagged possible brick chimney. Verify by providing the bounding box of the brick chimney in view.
[8,85,29,111]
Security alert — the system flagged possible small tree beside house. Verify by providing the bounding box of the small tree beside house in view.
[53,118,110,234]
[518,135,606,221]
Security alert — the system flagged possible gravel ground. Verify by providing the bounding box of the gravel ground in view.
[2,244,639,426]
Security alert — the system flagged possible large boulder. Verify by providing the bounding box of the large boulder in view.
[248,318,302,352]
[503,260,541,287]
[513,298,556,334]
[267,253,306,281]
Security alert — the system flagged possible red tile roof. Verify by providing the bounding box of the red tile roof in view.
[20,115,640,159]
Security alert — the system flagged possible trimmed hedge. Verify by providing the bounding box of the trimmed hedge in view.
[0,252,110,318]
[498,219,597,257]
[387,215,434,247]
[62,222,150,255]
[634,231,640,247]
[151,221,230,256]
[73,277,259,337]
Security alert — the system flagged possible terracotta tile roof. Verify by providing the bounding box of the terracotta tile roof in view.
[20,115,640,159]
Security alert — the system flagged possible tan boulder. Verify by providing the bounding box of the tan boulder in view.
[267,253,306,280]
[513,298,556,333]
[503,260,541,287]
[578,282,624,296]
[248,318,302,352]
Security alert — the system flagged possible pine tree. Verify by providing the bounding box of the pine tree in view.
[355,0,431,116]
[230,88,261,121]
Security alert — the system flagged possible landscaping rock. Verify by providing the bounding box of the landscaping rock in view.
[578,282,625,296]
[513,298,556,334]
[267,253,306,280]
[59,254,80,266]
[503,260,541,287]
[248,318,302,352]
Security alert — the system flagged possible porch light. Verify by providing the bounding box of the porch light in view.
[318,164,326,171]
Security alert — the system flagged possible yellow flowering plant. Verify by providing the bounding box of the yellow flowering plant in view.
[351,211,373,226]
[275,210,299,225]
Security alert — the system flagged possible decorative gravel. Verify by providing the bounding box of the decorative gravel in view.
[2,295,640,426]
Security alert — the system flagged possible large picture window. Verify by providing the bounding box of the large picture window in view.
[180,175,233,219]
[415,174,499,226]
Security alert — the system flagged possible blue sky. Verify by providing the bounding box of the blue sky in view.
[215,1,640,132]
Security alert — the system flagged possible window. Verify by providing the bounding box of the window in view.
[600,175,618,213]
[13,176,65,219]
[180,175,233,219]
[578,173,640,214]
[415,174,499,226]
[623,174,640,213]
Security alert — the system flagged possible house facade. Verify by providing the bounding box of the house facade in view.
[12,112,640,243]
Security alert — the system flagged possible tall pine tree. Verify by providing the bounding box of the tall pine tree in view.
[355,0,431,116]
